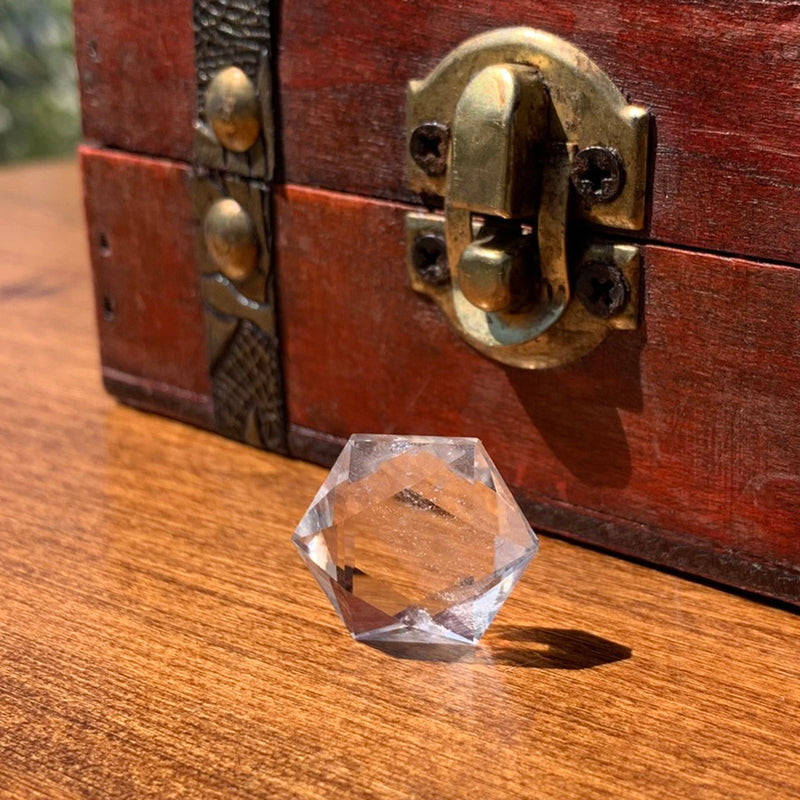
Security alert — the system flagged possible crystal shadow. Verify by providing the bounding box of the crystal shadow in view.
[363,626,631,669]
[488,626,632,669]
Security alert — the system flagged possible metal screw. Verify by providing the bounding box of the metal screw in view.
[409,122,450,177]
[570,146,625,205]
[412,233,450,286]
[575,261,629,318]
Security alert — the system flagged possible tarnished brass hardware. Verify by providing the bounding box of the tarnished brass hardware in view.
[192,174,286,452]
[204,198,259,283]
[411,232,450,286]
[458,224,537,313]
[189,3,286,453]
[406,28,650,368]
[409,122,450,178]
[449,64,548,219]
[202,273,275,332]
[205,66,262,153]
[575,261,630,318]
[406,212,640,369]
[571,146,625,206]
[192,3,274,179]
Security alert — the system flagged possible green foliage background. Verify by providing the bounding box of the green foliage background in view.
[0,0,80,163]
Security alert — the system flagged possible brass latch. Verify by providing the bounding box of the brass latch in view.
[405,28,650,369]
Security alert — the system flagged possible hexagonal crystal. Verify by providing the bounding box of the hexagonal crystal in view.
[292,435,538,645]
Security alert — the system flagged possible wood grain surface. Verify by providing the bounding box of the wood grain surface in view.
[80,146,213,428]
[1,160,799,799]
[73,0,195,163]
[275,184,800,605]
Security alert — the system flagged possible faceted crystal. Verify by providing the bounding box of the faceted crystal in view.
[292,434,539,645]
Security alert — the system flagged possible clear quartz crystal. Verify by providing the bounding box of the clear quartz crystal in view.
[292,434,539,645]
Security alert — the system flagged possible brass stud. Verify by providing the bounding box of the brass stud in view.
[204,67,261,153]
[204,199,259,282]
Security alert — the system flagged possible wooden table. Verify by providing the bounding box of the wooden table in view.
[0,160,798,799]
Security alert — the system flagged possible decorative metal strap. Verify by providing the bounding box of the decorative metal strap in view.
[194,1,271,100]
[191,1,287,452]
[193,0,273,178]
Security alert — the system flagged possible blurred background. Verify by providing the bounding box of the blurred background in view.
[0,0,79,164]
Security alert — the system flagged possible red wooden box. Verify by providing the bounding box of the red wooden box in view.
[74,1,800,604]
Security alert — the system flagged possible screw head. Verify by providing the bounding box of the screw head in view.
[575,261,629,318]
[204,198,259,282]
[412,233,450,285]
[205,67,261,153]
[570,146,625,205]
[409,122,450,177]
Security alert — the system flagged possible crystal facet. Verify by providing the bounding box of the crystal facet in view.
[292,434,539,645]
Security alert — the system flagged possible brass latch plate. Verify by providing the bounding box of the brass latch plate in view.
[405,27,650,369]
